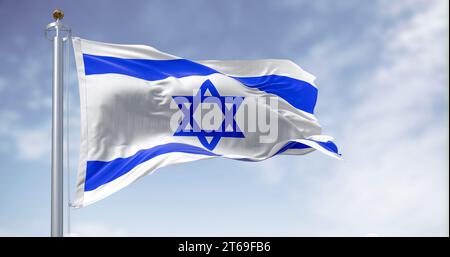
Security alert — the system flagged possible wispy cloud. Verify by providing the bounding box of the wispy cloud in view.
[254,158,285,186]
[292,0,449,236]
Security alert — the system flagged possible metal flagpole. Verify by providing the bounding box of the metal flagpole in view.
[46,9,71,237]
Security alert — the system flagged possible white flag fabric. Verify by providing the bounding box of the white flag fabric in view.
[72,37,341,207]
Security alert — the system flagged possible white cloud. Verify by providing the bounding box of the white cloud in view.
[0,76,79,162]
[255,158,285,186]
[0,111,21,155]
[295,0,449,236]
[14,125,51,161]
[0,110,51,161]
[0,110,21,134]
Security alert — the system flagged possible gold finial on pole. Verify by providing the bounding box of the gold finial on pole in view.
[52,9,64,20]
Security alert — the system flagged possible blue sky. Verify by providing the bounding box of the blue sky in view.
[0,0,448,236]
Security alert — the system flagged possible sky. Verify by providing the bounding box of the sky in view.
[0,0,448,236]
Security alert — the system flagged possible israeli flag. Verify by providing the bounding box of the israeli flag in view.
[72,37,341,207]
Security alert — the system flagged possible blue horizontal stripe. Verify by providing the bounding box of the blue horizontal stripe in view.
[83,54,317,114]
[84,54,217,81]
[234,76,317,114]
[315,140,340,155]
[84,139,339,191]
[274,140,340,155]
[85,143,218,191]
[275,141,311,155]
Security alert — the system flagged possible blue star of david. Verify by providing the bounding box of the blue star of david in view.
[172,79,245,150]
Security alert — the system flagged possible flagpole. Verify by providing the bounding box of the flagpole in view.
[46,9,71,237]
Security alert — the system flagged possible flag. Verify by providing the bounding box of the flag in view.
[72,37,341,207]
